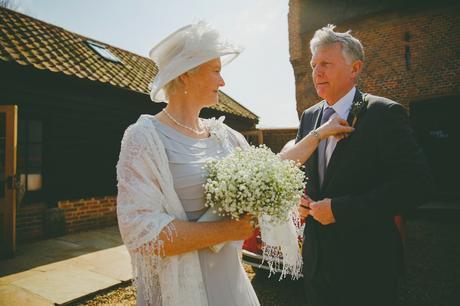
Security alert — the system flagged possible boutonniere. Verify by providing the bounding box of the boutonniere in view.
[350,98,368,127]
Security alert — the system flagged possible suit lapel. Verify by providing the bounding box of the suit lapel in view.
[322,90,366,190]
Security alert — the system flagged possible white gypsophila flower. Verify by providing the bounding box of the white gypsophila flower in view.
[204,145,305,224]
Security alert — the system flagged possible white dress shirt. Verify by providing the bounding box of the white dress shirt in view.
[323,87,356,166]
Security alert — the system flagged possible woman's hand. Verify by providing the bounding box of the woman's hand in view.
[317,116,354,140]
[278,116,354,165]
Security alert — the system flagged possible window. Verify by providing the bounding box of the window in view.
[17,120,42,204]
[86,40,122,63]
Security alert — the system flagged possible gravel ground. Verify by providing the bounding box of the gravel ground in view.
[71,211,460,306]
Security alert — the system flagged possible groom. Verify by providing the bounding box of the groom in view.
[296,25,433,306]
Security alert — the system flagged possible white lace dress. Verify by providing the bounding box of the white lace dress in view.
[116,114,259,306]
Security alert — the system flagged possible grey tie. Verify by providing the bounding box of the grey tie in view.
[318,107,335,187]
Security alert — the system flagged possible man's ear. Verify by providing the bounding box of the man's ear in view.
[351,60,363,79]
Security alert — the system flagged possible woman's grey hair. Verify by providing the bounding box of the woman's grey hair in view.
[310,24,364,64]
[163,65,200,100]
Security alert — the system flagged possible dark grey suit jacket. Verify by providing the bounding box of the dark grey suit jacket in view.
[296,89,433,288]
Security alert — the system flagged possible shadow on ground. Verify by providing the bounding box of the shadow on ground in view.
[0,227,123,277]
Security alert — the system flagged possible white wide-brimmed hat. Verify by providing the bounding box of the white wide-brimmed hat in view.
[148,21,242,102]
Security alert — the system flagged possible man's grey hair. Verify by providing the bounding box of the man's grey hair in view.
[310,24,364,64]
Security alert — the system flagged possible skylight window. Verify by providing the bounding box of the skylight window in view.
[86,40,121,63]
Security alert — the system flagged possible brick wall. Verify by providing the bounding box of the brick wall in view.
[289,3,460,114]
[13,196,118,242]
[16,203,46,242]
[243,128,298,153]
[58,196,117,233]
[289,0,314,115]
[261,128,298,153]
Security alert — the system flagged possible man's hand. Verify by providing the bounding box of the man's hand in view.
[298,195,312,219]
[310,198,336,225]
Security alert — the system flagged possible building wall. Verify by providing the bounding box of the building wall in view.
[58,197,117,233]
[289,1,460,113]
[243,128,298,153]
[261,129,298,153]
[15,203,47,242]
[13,197,118,242]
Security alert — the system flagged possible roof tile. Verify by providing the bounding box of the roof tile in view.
[0,7,258,122]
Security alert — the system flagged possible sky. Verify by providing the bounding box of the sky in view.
[9,0,304,127]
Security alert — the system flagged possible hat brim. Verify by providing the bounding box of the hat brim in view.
[148,22,242,103]
[149,52,239,102]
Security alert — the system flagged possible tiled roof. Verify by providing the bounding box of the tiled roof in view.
[0,7,258,122]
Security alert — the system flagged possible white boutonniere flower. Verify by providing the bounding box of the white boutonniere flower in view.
[206,116,227,143]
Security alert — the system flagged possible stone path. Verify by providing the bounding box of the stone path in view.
[0,226,131,305]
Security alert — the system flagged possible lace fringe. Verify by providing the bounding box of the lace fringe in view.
[260,210,304,280]
[131,223,177,305]
[261,244,303,280]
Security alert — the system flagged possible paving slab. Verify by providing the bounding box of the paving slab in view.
[11,268,118,305]
[0,283,53,306]
[0,270,43,284]
[0,226,132,305]
[80,247,132,282]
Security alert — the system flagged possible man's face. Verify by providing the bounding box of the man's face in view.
[310,43,358,104]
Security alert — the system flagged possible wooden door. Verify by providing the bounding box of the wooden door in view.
[0,105,18,258]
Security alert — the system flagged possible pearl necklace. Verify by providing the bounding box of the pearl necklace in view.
[162,108,207,135]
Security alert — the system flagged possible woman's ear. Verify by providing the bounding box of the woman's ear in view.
[178,72,188,85]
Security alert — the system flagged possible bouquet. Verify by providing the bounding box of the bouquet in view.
[203,145,305,279]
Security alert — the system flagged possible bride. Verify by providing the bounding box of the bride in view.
[116,21,353,306]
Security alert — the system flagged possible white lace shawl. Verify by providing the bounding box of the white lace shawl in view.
[116,115,247,306]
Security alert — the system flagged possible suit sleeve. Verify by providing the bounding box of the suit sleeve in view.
[331,103,434,227]
[295,111,306,143]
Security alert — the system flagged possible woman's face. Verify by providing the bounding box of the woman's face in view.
[185,58,225,107]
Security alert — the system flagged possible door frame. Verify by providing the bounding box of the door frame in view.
[0,105,18,258]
